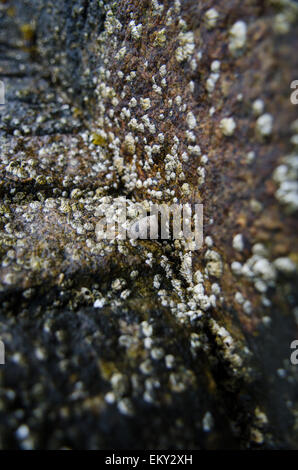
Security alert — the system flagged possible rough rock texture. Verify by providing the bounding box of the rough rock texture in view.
[0,0,298,449]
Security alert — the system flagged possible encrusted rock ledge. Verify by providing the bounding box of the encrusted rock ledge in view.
[0,0,297,449]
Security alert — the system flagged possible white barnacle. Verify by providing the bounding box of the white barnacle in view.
[186,112,197,130]
[220,117,236,136]
[189,80,195,92]
[205,8,219,29]
[188,145,201,156]
[124,133,136,154]
[202,412,214,432]
[205,236,213,247]
[273,257,296,275]
[274,13,291,35]
[211,60,221,72]
[235,292,244,304]
[190,59,197,71]
[206,73,219,93]
[159,64,167,76]
[252,99,264,116]
[175,32,195,63]
[229,20,247,55]
[273,154,298,212]
[152,0,164,14]
[243,300,252,315]
[115,46,127,60]
[231,261,242,276]
[129,20,143,40]
[185,130,196,143]
[118,398,134,416]
[154,28,167,47]
[152,84,162,95]
[246,151,256,163]
[181,183,190,196]
[233,233,244,252]
[252,258,276,282]
[205,250,223,278]
[94,298,106,309]
[140,97,151,110]
[16,425,30,441]
[129,97,137,107]
[158,133,164,143]
[256,113,273,137]
[197,166,206,185]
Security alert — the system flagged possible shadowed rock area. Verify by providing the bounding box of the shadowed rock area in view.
[0,0,298,449]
